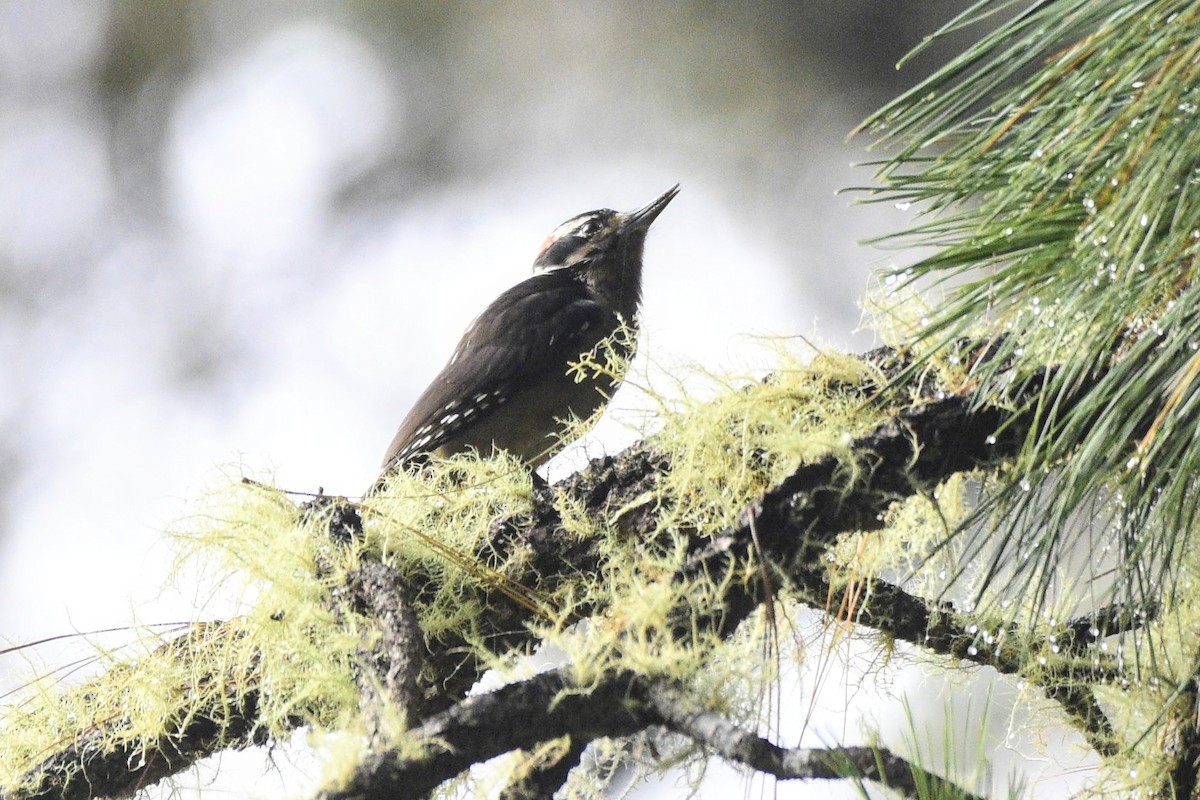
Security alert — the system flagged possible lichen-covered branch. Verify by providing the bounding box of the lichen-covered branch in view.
[496,738,587,800]
[332,559,429,734]
[319,668,645,800]
[7,623,268,800]
[1160,676,1200,800]
[321,666,986,800]
[642,681,987,799]
[1,345,1140,799]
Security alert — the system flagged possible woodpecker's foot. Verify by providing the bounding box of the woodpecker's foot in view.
[529,469,550,492]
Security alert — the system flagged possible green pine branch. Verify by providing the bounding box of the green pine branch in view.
[859,0,1200,621]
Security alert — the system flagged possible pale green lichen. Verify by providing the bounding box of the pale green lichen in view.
[0,475,366,793]
[0,340,1043,798]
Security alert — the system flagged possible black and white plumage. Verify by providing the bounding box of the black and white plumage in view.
[378,185,679,478]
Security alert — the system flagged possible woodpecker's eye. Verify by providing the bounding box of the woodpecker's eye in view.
[575,217,603,238]
[533,208,617,271]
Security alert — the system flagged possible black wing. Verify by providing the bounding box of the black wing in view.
[380,270,612,469]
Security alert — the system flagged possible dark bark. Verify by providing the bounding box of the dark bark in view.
[1,345,1138,800]
[10,624,269,800]
[337,560,430,732]
[1161,677,1200,799]
[320,667,989,800]
[496,738,588,800]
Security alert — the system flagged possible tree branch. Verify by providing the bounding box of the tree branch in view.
[1159,677,1200,799]
[320,666,987,800]
[9,623,269,800]
[318,668,646,800]
[496,737,587,800]
[6,347,1131,799]
[333,559,430,733]
[642,682,986,800]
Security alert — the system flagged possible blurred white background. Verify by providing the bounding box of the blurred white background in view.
[0,2,1097,797]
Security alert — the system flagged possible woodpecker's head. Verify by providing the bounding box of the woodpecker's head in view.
[532,185,679,318]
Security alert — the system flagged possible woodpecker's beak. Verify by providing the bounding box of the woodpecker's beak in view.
[625,184,680,230]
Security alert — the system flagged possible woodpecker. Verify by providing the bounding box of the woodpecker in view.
[377,185,679,480]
